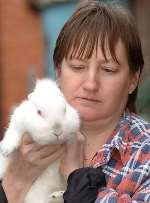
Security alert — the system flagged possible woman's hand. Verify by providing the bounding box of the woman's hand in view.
[2,133,65,203]
[60,132,85,182]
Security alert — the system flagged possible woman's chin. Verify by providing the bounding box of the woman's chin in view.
[71,103,102,122]
[81,115,99,122]
[79,110,101,122]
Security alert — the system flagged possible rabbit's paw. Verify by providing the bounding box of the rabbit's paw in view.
[0,142,14,156]
[49,191,64,203]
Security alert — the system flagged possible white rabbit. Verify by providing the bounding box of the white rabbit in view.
[0,78,80,203]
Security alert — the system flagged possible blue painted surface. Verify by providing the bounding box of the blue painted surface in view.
[41,0,129,78]
[41,2,77,78]
[104,0,129,7]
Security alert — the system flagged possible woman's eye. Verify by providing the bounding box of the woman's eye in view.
[70,65,85,70]
[102,67,117,73]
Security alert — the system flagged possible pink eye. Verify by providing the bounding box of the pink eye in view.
[37,110,42,116]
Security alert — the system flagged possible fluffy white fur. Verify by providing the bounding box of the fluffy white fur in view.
[0,78,80,203]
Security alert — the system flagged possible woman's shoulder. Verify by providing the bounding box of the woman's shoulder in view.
[128,112,150,144]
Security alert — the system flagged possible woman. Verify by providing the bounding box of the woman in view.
[1,1,150,202]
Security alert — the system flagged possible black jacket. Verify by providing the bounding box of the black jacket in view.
[0,183,8,203]
[64,166,106,203]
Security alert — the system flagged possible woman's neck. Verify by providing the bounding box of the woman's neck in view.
[80,115,120,146]
[80,116,120,167]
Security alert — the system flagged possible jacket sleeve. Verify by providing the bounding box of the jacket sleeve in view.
[95,141,150,203]
[0,183,8,203]
[63,166,106,203]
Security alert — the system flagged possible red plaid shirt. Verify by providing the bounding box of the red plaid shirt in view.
[90,111,150,202]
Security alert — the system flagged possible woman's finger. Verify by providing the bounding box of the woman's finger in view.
[60,132,86,181]
[21,133,62,156]
[65,132,85,161]
[31,144,65,160]
[33,145,66,167]
[22,133,34,145]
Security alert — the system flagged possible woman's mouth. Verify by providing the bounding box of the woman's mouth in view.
[77,97,100,103]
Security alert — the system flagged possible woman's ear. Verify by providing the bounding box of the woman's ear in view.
[129,70,140,94]
[56,65,62,79]
[55,65,62,88]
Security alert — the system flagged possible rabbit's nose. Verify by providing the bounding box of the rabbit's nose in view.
[54,130,62,138]
[53,123,61,130]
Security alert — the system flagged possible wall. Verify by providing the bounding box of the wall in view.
[0,0,44,134]
[41,1,77,78]
[135,0,150,121]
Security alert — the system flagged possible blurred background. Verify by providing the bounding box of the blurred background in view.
[0,0,150,135]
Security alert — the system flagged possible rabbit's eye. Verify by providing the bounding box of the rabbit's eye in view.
[37,109,42,116]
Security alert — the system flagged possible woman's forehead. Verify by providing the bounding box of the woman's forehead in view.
[66,38,125,64]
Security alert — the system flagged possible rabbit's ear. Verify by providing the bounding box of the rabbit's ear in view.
[28,93,33,100]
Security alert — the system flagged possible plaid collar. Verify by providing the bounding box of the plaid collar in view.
[91,110,133,167]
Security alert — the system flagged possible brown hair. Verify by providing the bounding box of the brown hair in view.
[53,0,144,112]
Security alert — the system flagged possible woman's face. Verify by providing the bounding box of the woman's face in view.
[56,40,138,122]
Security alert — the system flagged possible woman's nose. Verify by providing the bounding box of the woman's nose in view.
[82,71,99,92]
